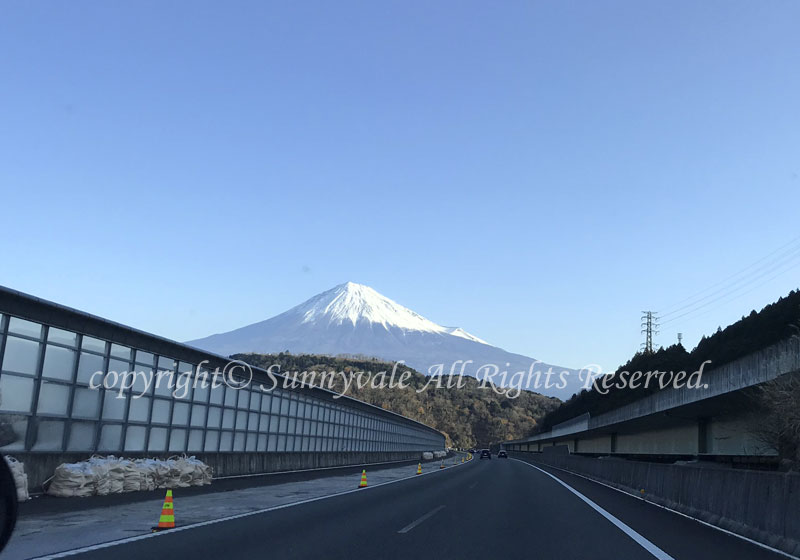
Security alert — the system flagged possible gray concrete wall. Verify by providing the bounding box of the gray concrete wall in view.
[513,452,800,556]
[589,337,800,432]
[708,414,774,456]
[574,434,612,454]
[541,445,570,455]
[615,421,698,455]
[508,410,777,459]
[510,337,800,450]
[12,450,428,491]
[549,413,590,438]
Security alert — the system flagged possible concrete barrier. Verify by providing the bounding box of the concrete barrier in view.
[509,337,800,453]
[14,451,426,492]
[512,452,800,556]
[542,444,570,455]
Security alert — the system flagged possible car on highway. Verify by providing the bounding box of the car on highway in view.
[479,449,491,459]
[497,450,508,458]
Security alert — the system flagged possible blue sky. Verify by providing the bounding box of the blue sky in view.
[2,1,799,373]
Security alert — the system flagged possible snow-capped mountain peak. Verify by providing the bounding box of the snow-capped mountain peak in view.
[187,282,581,399]
[296,282,449,334]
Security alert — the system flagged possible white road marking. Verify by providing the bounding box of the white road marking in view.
[28,456,472,560]
[397,505,446,534]
[525,458,800,560]
[512,459,675,560]
[468,482,478,489]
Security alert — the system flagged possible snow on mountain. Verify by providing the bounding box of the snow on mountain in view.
[443,327,489,345]
[298,282,448,332]
[187,282,582,399]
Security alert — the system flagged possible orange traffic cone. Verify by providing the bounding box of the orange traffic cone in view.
[358,469,368,488]
[440,460,445,469]
[152,489,175,531]
[416,463,422,475]
[461,457,465,463]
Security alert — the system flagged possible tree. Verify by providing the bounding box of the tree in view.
[749,314,800,468]
[536,291,800,435]
[750,373,800,468]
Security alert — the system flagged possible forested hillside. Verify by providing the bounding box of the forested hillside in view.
[234,353,560,448]
[537,289,800,432]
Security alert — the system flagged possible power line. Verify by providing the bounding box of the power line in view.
[658,235,800,318]
[660,240,800,319]
[660,254,800,326]
[661,257,800,329]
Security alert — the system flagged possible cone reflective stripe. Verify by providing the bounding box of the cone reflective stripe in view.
[153,489,175,531]
[358,469,368,488]
[416,463,422,475]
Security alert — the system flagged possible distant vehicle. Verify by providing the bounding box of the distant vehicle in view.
[479,449,491,459]
[469,448,477,453]
[497,450,508,458]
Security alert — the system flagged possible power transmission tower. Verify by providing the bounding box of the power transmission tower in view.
[641,311,659,354]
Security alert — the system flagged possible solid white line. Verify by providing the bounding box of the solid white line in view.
[397,505,446,534]
[523,458,800,560]
[512,459,675,560]
[29,454,474,560]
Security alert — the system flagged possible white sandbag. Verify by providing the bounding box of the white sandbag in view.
[180,455,213,486]
[193,457,213,485]
[433,450,446,459]
[156,461,177,489]
[46,458,120,497]
[170,455,211,488]
[120,463,140,492]
[137,458,172,489]
[4,456,29,501]
[107,459,125,494]
[47,462,96,497]
[421,451,433,461]
[119,459,141,492]
[133,458,160,491]
[142,456,196,489]
[88,459,111,496]
[163,457,191,488]
[87,456,125,495]
[47,455,214,497]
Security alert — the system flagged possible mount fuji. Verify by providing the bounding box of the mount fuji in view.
[187,282,583,399]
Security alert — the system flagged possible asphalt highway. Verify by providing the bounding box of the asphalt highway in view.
[32,455,789,560]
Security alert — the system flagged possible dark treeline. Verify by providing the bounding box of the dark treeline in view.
[233,353,560,448]
[537,289,800,433]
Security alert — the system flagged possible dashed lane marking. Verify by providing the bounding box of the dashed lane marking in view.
[29,455,473,559]
[397,505,446,534]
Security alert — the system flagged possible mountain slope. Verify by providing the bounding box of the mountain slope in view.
[536,288,800,433]
[236,353,561,448]
[187,282,582,399]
